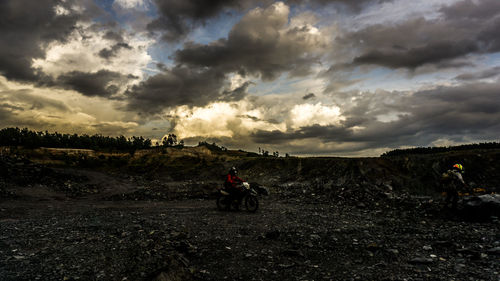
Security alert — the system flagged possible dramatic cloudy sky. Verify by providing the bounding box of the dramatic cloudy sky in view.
[1,0,499,156]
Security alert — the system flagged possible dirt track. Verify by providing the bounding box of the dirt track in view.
[1,194,499,281]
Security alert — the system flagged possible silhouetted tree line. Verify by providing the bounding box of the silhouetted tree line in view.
[0,127,152,151]
[381,142,500,157]
[258,147,280,157]
[161,134,184,147]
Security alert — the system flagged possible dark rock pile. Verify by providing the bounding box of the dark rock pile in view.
[0,156,102,198]
[0,155,49,185]
[462,194,500,221]
[0,207,194,281]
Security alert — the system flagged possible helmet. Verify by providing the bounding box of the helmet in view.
[229,166,237,175]
[452,163,463,172]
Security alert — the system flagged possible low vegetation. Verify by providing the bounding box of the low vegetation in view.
[381,142,500,157]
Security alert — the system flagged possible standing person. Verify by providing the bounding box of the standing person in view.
[441,163,468,210]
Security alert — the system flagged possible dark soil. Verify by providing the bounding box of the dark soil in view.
[1,154,499,280]
[1,195,500,280]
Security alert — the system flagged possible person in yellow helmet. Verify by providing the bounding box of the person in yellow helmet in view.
[441,163,468,210]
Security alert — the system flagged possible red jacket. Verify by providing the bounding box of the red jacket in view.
[225,174,244,189]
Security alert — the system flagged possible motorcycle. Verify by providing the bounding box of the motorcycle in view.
[216,182,259,212]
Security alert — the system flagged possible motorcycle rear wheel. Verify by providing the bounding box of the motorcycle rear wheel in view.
[245,195,259,212]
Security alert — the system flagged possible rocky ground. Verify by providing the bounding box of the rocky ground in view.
[1,155,500,280]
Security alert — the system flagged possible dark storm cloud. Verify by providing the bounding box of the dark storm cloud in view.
[338,0,500,70]
[251,125,352,144]
[288,0,391,12]
[352,40,478,69]
[128,2,329,112]
[440,0,500,20]
[148,0,386,42]
[302,93,316,100]
[237,114,261,122]
[126,66,227,113]
[252,81,500,150]
[221,81,252,102]
[174,3,326,81]
[147,0,260,42]
[0,0,81,81]
[455,67,500,81]
[103,31,125,42]
[342,83,500,147]
[57,70,124,97]
[98,43,133,59]
[0,0,137,100]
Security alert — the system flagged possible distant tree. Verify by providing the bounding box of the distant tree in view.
[162,134,177,147]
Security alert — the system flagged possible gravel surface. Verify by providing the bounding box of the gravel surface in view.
[1,153,499,280]
[1,196,499,281]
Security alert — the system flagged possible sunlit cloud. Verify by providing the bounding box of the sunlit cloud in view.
[290,103,344,129]
[0,0,498,155]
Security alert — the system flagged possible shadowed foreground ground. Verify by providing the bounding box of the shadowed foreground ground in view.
[1,195,499,281]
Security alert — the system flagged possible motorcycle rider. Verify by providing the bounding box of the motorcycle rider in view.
[441,163,468,210]
[224,167,245,204]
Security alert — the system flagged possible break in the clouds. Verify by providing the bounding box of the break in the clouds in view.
[146,0,384,42]
[0,0,499,156]
[127,2,328,112]
[174,2,328,80]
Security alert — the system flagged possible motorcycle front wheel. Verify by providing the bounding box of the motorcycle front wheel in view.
[216,195,230,211]
[245,195,259,212]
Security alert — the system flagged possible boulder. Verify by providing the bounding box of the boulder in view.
[462,194,500,219]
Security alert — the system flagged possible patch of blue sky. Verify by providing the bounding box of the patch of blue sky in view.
[293,2,348,30]
[145,10,244,74]
[248,73,319,97]
[147,40,179,66]
[483,52,500,67]
[344,67,460,92]
[142,0,159,18]
[187,12,244,44]
[347,0,458,31]
[142,41,180,78]
[95,0,117,19]
[93,0,158,31]
[248,74,290,96]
